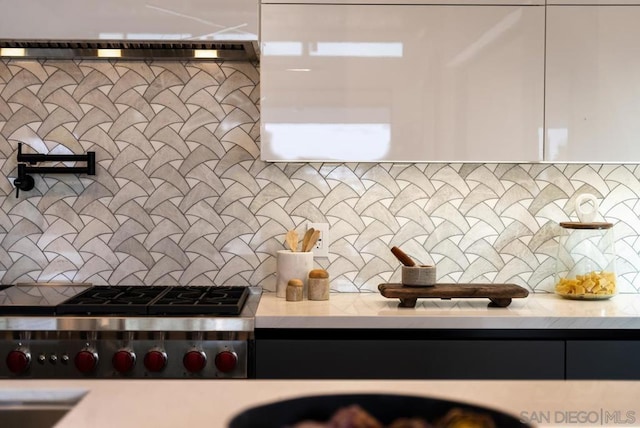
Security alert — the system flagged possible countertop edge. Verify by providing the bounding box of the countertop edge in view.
[255,292,640,329]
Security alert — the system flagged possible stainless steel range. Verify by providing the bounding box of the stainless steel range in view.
[0,283,261,379]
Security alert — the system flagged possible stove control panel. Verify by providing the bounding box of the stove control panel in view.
[1,337,248,379]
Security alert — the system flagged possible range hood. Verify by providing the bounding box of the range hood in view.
[0,0,259,62]
[0,39,259,62]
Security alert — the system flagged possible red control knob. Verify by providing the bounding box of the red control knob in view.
[214,351,237,373]
[75,350,99,373]
[144,349,167,372]
[6,349,31,374]
[112,350,136,373]
[183,350,207,373]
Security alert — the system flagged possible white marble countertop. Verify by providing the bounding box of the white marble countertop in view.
[2,379,639,427]
[256,292,640,329]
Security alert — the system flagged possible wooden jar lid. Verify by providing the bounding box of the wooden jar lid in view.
[287,279,303,287]
[560,221,613,230]
[309,269,329,279]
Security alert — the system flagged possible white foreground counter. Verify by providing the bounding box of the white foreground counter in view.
[1,379,639,427]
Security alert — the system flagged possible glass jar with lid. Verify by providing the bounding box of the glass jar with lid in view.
[554,220,617,300]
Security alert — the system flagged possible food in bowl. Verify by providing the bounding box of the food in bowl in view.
[291,405,495,428]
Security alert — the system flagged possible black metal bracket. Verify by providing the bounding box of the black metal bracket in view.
[14,143,96,197]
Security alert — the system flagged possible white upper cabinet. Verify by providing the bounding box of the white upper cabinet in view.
[546,6,640,162]
[262,0,543,4]
[548,0,640,4]
[0,0,258,41]
[260,3,544,162]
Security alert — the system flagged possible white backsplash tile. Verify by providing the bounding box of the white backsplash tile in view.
[1,59,639,293]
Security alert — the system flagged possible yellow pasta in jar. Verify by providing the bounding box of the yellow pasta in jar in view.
[555,271,616,297]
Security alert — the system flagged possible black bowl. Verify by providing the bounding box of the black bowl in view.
[228,393,531,428]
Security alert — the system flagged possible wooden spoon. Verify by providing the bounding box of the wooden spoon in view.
[285,230,299,252]
[390,246,416,267]
[304,229,321,252]
[301,228,315,253]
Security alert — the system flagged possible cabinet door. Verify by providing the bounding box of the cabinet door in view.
[262,0,543,4]
[260,4,544,162]
[256,339,564,379]
[548,0,640,4]
[0,0,258,41]
[546,6,640,162]
[566,341,640,379]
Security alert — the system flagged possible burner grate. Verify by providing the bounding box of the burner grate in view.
[148,286,250,316]
[56,286,170,315]
[54,286,249,316]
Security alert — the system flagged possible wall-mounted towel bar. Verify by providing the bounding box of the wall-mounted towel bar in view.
[13,143,96,197]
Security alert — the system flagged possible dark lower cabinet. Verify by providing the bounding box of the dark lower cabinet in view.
[566,341,640,380]
[255,330,640,380]
[256,338,564,380]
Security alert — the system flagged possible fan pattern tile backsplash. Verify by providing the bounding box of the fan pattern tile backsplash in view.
[1,59,640,293]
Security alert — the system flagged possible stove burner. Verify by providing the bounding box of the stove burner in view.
[55,285,250,316]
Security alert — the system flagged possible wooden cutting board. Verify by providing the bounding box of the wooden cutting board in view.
[378,283,529,308]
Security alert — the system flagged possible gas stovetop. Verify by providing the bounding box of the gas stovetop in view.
[0,284,251,316]
[57,285,249,316]
[0,285,261,379]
